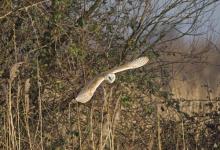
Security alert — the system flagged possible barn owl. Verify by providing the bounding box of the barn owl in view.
[75,57,149,103]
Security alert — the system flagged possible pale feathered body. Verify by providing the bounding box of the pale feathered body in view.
[75,57,149,103]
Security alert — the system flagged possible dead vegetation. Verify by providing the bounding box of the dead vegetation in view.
[0,0,220,149]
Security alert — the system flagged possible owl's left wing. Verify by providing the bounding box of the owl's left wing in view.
[75,74,105,103]
[106,56,149,74]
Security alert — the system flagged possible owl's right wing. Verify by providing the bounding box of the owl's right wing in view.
[75,74,105,103]
[107,56,149,74]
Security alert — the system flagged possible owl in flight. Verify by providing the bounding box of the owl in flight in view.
[75,57,149,103]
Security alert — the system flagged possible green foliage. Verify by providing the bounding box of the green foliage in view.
[38,49,56,71]
[120,72,138,82]
[53,12,63,22]
[50,137,66,149]
[52,0,70,23]
[146,50,160,60]
[108,49,120,61]
[88,23,101,35]
[53,80,65,92]
[145,80,160,94]
[54,0,67,5]
[77,17,85,27]
[0,70,3,77]
[121,94,132,107]
[165,98,180,112]
[127,39,135,48]
[145,105,155,115]
[158,91,173,100]
[67,130,79,137]
[68,43,86,61]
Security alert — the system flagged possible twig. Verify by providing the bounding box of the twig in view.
[100,87,107,150]
[90,100,95,150]
[181,120,186,150]
[0,0,50,20]
[77,103,82,150]
[157,105,162,150]
[24,79,33,150]
[37,58,43,150]
[16,82,21,150]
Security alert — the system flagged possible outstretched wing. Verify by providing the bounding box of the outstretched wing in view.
[75,75,105,103]
[106,56,149,74]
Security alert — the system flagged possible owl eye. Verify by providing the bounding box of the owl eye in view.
[107,77,112,82]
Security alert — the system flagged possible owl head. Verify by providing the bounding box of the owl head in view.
[105,73,116,83]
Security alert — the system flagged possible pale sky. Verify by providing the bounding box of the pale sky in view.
[202,2,220,38]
